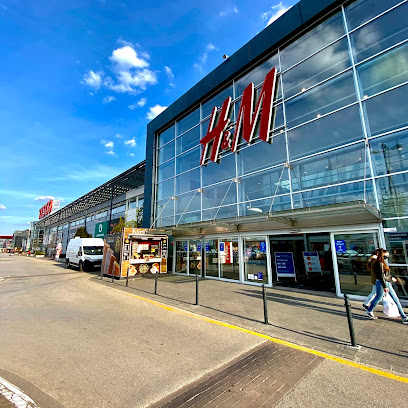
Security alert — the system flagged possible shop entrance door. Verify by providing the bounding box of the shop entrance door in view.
[332,231,379,297]
[174,239,202,276]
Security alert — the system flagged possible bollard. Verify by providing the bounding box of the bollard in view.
[100,265,103,280]
[344,294,357,348]
[111,270,114,283]
[126,267,129,287]
[154,273,158,295]
[262,284,269,325]
[195,274,199,306]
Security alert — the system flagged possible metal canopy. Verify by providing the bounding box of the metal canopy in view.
[36,161,145,228]
[163,200,382,237]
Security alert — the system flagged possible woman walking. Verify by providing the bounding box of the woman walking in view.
[365,248,408,324]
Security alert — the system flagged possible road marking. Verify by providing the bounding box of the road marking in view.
[126,292,408,384]
[0,376,40,407]
[0,277,4,282]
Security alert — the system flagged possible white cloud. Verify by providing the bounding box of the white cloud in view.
[261,2,291,27]
[219,5,239,16]
[206,43,216,52]
[164,66,175,87]
[103,95,117,103]
[0,204,6,210]
[34,196,54,201]
[110,45,149,69]
[146,105,167,120]
[115,133,124,138]
[124,138,136,148]
[128,97,147,110]
[101,139,115,155]
[81,70,103,89]
[83,43,157,95]
[194,44,217,72]
[129,153,135,157]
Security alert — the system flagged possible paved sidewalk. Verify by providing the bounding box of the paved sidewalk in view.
[94,273,408,376]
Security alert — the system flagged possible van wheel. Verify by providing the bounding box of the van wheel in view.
[66,259,71,269]
[79,262,84,272]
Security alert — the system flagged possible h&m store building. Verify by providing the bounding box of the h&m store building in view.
[142,0,408,300]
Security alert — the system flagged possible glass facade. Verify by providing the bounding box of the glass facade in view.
[153,0,408,296]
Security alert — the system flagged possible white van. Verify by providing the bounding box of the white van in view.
[66,237,104,271]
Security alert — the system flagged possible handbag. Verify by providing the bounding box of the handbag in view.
[383,293,400,318]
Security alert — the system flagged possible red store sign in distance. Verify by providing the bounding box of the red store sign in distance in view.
[39,199,53,219]
[200,67,278,166]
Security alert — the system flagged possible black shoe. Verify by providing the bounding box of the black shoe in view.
[362,303,369,310]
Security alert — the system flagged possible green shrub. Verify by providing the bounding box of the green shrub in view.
[34,251,44,255]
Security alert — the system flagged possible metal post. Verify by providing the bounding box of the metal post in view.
[126,267,129,287]
[112,267,114,283]
[100,265,103,280]
[195,274,199,306]
[344,294,357,348]
[262,284,269,325]
[154,273,158,295]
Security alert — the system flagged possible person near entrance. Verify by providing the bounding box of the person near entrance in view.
[363,249,380,310]
[365,248,408,324]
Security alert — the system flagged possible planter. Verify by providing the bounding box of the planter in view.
[35,255,45,258]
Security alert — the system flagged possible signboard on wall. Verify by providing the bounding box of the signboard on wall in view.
[95,221,109,238]
[302,251,322,274]
[275,252,296,280]
[335,240,346,253]
[39,200,53,219]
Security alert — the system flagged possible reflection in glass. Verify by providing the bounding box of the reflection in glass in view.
[176,211,201,225]
[350,4,408,63]
[176,147,200,175]
[239,167,290,202]
[202,153,236,186]
[155,198,174,219]
[177,108,200,136]
[282,38,351,99]
[239,194,292,216]
[176,125,200,155]
[203,181,237,209]
[156,216,174,228]
[280,12,345,71]
[364,84,408,136]
[285,71,356,128]
[175,191,201,214]
[175,168,200,195]
[358,42,408,97]
[376,173,408,217]
[345,0,402,31]
[370,130,408,176]
[202,204,237,221]
[202,85,233,119]
[237,134,286,176]
[157,178,174,201]
[176,240,188,273]
[219,239,239,280]
[287,105,362,159]
[335,232,379,295]
[157,159,175,182]
[158,125,175,148]
[244,237,268,284]
[291,143,369,192]
[189,240,202,275]
[205,239,219,278]
[158,140,175,164]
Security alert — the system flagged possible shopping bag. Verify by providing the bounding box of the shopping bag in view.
[383,294,400,318]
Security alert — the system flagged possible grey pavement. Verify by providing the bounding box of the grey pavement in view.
[1,254,407,408]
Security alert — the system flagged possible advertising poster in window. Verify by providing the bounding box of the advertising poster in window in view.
[275,252,296,280]
[302,251,322,274]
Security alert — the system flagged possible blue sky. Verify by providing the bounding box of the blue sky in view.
[0,0,296,235]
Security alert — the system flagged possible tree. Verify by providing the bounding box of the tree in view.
[112,208,144,234]
[74,226,91,238]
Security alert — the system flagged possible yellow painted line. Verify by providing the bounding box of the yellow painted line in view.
[126,292,408,384]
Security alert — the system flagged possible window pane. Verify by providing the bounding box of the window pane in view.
[176,125,200,155]
[288,105,363,160]
[377,173,408,217]
[175,191,201,214]
[292,180,375,209]
[280,12,345,71]
[177,108,200,136]
[237,134,286,176]
[235,54,280,98]
[239,167,290,202]
[157,178,174,201]
[157,216,174,228]
[350,3,408,63]
[138,197,144,208]
[358,42,408,97]
[176,147,200,174]
[203,204,237,221]
[202,85,233,119]
[282,38,351,99]
[202,181,237,209]
[176,211,201,225]
[243,237,269,284]
[345,0,402,30]
[239,195,292,215]
[156,198,174,218]
[291,143,368,191]
[364,84,408,136]
[286,71,356,128]
[175,168,201,194]
[157,159,174,182]
[158,140,175,164]
[202,153,236,186]
[158,125,175,148]
[370,129,408,176]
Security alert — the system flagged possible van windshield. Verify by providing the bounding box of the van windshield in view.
[83,246,103,255]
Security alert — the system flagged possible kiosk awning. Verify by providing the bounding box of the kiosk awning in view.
[161,200,382,236]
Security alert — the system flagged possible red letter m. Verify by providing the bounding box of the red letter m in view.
[231,67,277,152]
